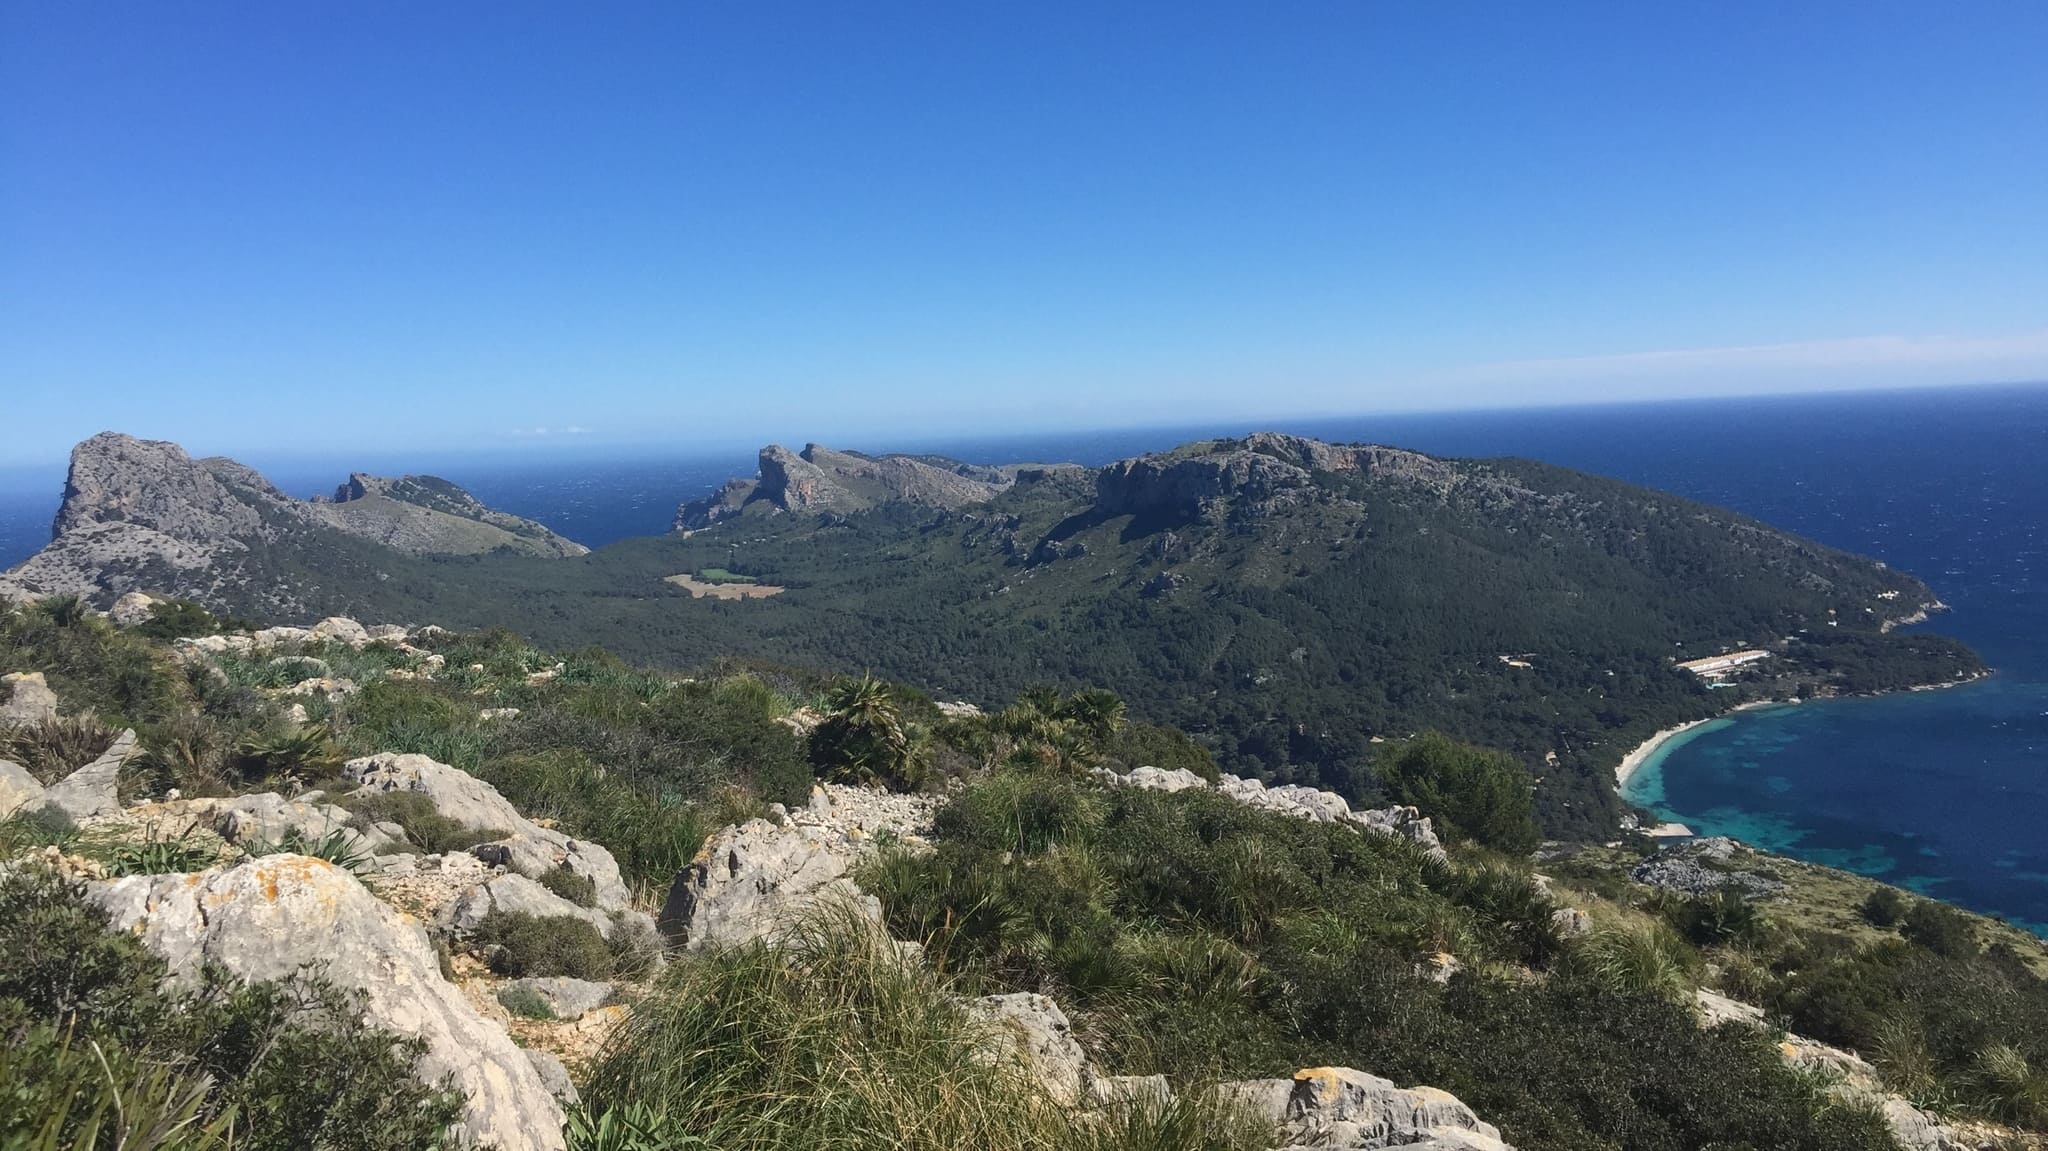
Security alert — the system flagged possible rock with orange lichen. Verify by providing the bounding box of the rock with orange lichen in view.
[88,853,567,1151]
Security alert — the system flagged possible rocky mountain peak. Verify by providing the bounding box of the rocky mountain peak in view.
[54,432,289,542]
[1092,433,1463,522]
[675,442,1032,530]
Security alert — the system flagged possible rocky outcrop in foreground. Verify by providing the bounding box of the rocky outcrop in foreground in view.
[90,855,567,1151]
[1099,764,1449,863]
[0,432,584,610]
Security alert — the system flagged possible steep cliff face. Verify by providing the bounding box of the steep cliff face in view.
[674,443,1036,529]
[0,432,585,611]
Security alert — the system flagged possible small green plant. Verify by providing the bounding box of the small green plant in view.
[1,714,119,784]
[564,1102,712,1151]
[540,864,600,908]
[100,829,218,877]
[498,984,558,1021]
[247,828,373,873]
[343,789,505,854]
[233,724,341,786]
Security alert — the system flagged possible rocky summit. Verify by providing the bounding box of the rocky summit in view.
[674,441,1068,529]
[0,432,585,611]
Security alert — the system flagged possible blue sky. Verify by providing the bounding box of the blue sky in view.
[4,2,2046,465]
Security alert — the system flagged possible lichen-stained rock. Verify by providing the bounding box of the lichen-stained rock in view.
[658,818,880,949]
[88,854,566,1151]
[0,670,62,725]
[968,992,1094,1106]
[1276,1067,1512,1150]
[34,728,137,822]
[197,791,396,854]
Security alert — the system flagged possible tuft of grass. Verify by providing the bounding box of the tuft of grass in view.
[580,906,1272,1151]
[2,715,119,784]
[1568,920,1699,1003]
[97,829,219,877]
[246,828,373,874]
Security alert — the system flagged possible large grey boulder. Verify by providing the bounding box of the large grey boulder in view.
[0,759,43,818]
[658,818,880,949]
[476,830,633,914]
[968,992,1094,1106]
[0,671,61,725]
[1270,1067,1512,1150]
[442,872,613,938]
[34,728,137,822]
[109,591,160,627]
[88,855,566,1151]
[311,616,371,648]
[345,752,527,834]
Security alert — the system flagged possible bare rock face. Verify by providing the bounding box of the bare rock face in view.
[0,759,43,818]
[968,992,1094,1105]
[674,443,1023,529]
[441,872,615,938]
[34,728,138,822]
[108,590,161,627]
[88,855,567,1151]
[0,671,62,725]
[1093,433,1464,524]
[658,818,881,949]
[1099,765,1449,864]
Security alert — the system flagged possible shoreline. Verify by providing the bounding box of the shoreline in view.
[1614,701,1778,791]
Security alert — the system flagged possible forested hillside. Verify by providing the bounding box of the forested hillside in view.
[4,433,1982,839]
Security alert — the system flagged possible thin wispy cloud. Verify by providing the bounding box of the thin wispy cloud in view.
[508,425,593,438]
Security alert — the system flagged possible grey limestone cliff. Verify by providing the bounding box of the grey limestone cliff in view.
[0,432,585,610]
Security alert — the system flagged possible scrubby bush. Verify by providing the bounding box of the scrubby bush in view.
[1900,900,1978,958]
[498,983,558,1021]
[1860,886,1908,928]
[0,715,118,783]
[0,866,463,1150]
[135,598,223,641]
[473,910,619,980]
[1373,732,1540,854]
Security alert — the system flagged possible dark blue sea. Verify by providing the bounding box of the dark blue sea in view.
[4,386,2045,930]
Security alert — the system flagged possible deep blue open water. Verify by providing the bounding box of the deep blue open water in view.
[5,386,2045,927]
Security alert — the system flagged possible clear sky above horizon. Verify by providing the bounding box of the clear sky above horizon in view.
[5,2,2047,465]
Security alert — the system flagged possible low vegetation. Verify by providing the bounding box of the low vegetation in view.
[0,866,463,1151]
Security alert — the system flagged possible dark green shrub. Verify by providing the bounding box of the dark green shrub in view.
[136,599,222,640]
[473,911,616,980]
[1106,721,1219,782]
[809,674,915,789]
[1900,900,1978,958]
[1373,732,1540,854]
[1859,887,1908,928]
